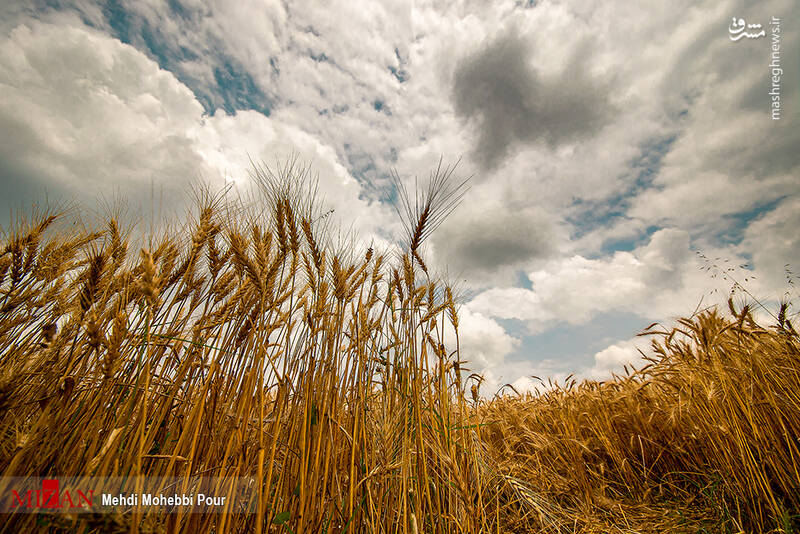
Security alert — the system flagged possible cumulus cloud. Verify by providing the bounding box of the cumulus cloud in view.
[456,306,520,369]
[468,228,717,331]
[589,337,648,380]
[738,196,800,297]
[479,357,581,397]
[189,109,396,239]
[0,19,392,240]
[0,20,214,220]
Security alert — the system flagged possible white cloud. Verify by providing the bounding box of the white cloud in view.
[189,109,396,239]
[738,196,800,297]
[435,303,526,396]
[468,228,731,331]
[0,21,213,212]
[478,358,578,398]
[0,19,394,241]
[589,337,649,380]
[456,306,520,370]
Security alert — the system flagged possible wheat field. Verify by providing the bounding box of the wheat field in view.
[0,159,798,533]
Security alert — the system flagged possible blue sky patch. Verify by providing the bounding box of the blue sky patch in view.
[600,225,662,256]
[102,0,272,117]
[516,269,533,290]
[212,59,272,116]
[309,51,329,63]
[389,48,409,83]
[715,197,785,246]
[566,135,676,242]
[512,310,650,365]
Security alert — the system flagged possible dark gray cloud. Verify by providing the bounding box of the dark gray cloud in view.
[434,208,556,281]
[452,25,615,171]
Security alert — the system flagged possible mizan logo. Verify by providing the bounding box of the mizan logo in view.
[11,479,93,509]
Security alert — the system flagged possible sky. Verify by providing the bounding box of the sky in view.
[1,0,798,395]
